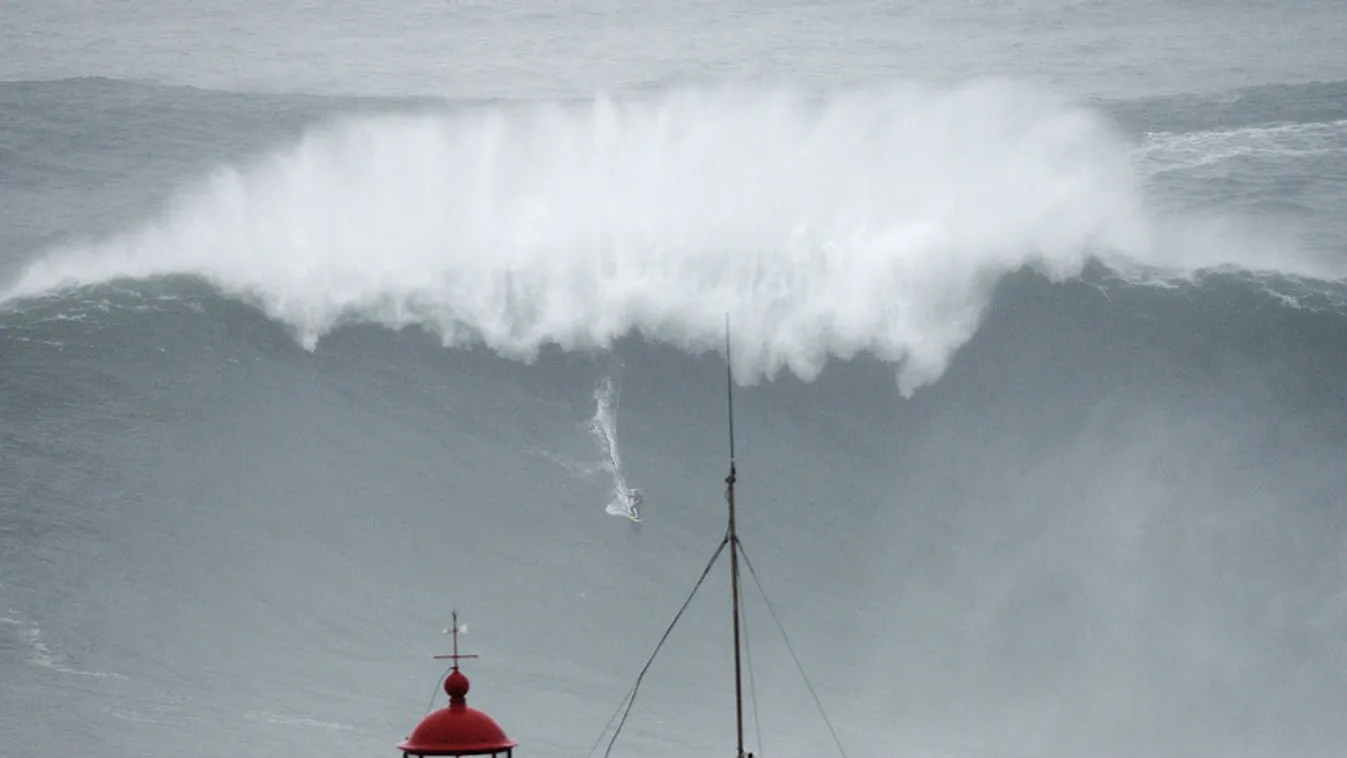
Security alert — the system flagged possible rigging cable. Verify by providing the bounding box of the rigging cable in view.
[726,477,765,758]
[589,535,731,758]
[583,681,638,758]
[424,669,450,715]
[738,542,766,758]
[738,541,851,758]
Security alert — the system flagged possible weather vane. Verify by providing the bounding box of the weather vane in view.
[433,609,477,671]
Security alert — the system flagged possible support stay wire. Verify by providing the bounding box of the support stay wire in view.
[737,540,850,758]
[739,548,765,758]
[587,535,730,758]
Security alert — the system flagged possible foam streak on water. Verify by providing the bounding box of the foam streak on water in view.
[587,370,639,521]
[4,83,1332,394]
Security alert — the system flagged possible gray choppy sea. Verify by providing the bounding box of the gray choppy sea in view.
[3,2,1347,757]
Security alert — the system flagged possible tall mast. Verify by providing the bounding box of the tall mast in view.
[724,316,746,758]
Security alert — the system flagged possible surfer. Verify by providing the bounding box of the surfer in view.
[625,488,643,521]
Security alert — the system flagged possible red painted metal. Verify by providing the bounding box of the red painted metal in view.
[399,612,518,757]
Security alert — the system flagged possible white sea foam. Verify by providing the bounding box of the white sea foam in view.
[5,82,1334,393]
[1140,119,1347,175]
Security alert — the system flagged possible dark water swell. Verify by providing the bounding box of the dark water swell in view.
[4,266,1347,756]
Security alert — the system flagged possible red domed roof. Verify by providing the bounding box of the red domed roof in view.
[400,613,517,757]
[398,691,518,756]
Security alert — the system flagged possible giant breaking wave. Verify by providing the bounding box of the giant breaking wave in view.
[2,82,1329,394]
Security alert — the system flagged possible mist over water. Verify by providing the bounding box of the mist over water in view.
[4,4,1347,758]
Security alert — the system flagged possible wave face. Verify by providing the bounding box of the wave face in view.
[8,82,1337,395]
[4,74,1347,758]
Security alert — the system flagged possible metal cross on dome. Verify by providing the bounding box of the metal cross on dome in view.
[433,609,478,671]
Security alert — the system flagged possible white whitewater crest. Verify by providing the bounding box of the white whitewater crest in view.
[587,370,641,521]
[1139,119,1347,175]
[4,82,1335,394]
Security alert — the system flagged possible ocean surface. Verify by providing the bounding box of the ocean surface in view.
[3,1,1347,757]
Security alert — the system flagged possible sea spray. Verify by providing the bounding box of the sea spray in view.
[6,83,1329,393]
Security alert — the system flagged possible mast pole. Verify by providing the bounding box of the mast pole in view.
[725,315,746,758]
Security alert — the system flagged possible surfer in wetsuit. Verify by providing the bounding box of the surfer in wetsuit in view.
[626,488,643,520]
